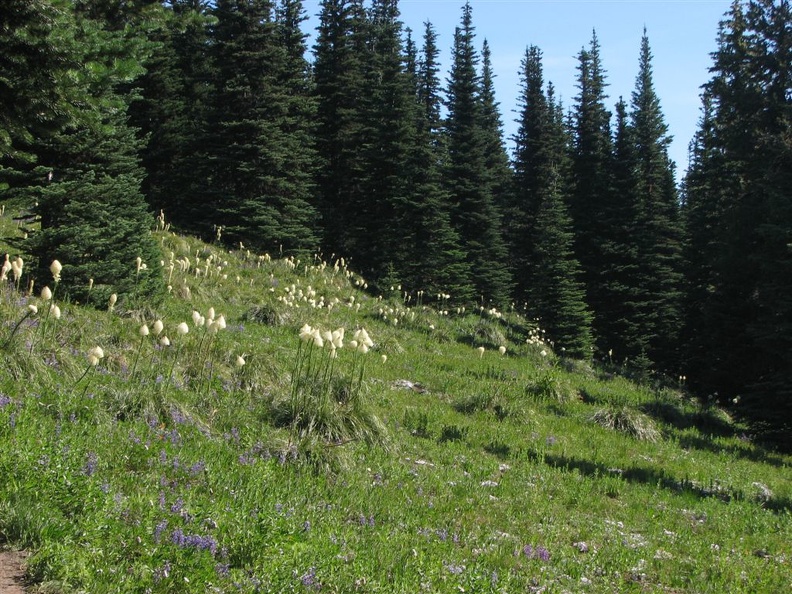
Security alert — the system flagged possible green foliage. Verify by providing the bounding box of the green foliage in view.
[591,404,661,442]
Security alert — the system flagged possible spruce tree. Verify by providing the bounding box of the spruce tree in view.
[202,0,319,254]
[20,2,164,305]
[128,0,215,231]
[510,45,549,303]
[685,0,792,442]
[402,21,472,298]
[629,31,684,369]
[444,2,511,305]
[525,88,593,357]
[569,31,614,353]
[313,0,372,265]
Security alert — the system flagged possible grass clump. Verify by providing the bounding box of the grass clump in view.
[591,404,661,442]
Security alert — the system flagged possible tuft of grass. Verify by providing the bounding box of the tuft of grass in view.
[591,404,661,442]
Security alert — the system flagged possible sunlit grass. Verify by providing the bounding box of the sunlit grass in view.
[0,210,791,593]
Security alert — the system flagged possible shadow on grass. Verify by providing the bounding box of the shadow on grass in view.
[674,433,789,468]
[640,401,735,437]
[523,448,792,514]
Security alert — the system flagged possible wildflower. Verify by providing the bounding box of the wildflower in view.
[160,336,171,347]
[41,286,52,301]
[135,256,143,273]
[331,328,344,349]
[207,307,215,322]
[498,345,506,356]
[236,355,246,367]
[209,315,226,333]
[88,278,94,291]
[50,260,62,282]
[311,328,324,348]
[11,257,23,281]
[477,346,485,358]
[108,293,117,312]
[140,324,150,337]
[50,304,61,320]
[192,310,204,327]
[299,324,313,342]
[177,322,189,336]
[28,304,38,315]
[1,256,10,281]
[381,354,387,364]
[540,349,547,357]
[87,346,105,366]
[152,320,164,336]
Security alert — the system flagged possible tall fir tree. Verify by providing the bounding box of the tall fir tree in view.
[313,0,373,266]
[443,2,511,305]
[628,31,684,369]
[599,97,643,360]
[17,0,164,305]
[524,87,593,357]
[201,0,318,254]
[569,31,614,353]
[684,0,792,443]
[510,45,549,304]
[128,0,215,231]
[402,20,472,297]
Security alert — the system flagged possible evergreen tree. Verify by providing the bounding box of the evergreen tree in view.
[629,31,684,368]
[0,0,77,165]
[525,88,593,357]
[402,20,472,297]
[128,0,214,231]
[599,98,643,359]
[569,31,614,353]
[19,1,164,305]
[479,40,514,217]
[313,0,372,265]
[510,45,549,303]
[684,0,792,442]
[202,0,319,253]
[444,2,511,305]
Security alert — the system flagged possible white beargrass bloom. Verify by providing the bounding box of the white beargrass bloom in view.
[177,322,189,336]
[311,328,324,348]
[349,340,358,349]
[357,343,369,354]
[87,346,104,366]
[136,256,143,273]
[50,260,62,282]
[381,354,387,364]
[160,336,170,347]
[41,286,52,301]
[50,304,61,320]
[28,304,38,315]
[152,320,164,336]
[207,307,215,322]
[331,328,344,349]
[299,324,313,342]
[140,324,150,337]
[236,355,246,367]
[540,349,548,357]
[498,346,506,356]
[192,310,204,327]
[109,293,117,311]
[477,346,485,358]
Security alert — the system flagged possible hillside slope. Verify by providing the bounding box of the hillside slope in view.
[1,208,791,593]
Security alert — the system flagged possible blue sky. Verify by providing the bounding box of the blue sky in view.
[303,0,733,180]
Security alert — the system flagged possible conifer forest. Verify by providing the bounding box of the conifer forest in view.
[1,0,791,445]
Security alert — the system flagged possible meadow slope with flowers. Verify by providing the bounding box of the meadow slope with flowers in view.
[1,206,791,593]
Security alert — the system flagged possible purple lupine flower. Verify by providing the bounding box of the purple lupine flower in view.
[444,563,465,575]
[170,498,184,514]
[299,567,319,589]
[83,451,98,476]
[0,394,12,408]
[153,561,171,583]
[154,519,168,543]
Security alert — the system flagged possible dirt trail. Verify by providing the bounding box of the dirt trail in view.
[0,550,27,594]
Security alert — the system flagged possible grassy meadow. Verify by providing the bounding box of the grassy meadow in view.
[0,204,791,593]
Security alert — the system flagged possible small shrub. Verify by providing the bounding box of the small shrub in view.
[244,304,283,326]
[591,405,660,442]
[484,440,511,458]
[403,408,431,438]
[526,372,578,404]
[438,424,467,443]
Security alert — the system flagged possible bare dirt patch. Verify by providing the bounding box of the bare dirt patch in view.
[0,549,28,594]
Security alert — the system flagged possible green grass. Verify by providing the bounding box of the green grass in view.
[1,206,791,593]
